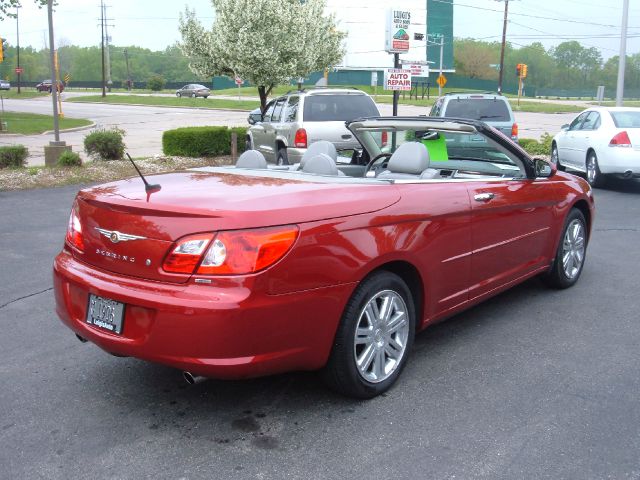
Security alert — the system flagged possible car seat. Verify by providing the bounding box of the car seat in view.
[235,150,268,169]
[377,142,439,179]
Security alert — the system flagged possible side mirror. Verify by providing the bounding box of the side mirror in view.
[247,116,256,125]
[534,157,556,178]
[561,124,569,130]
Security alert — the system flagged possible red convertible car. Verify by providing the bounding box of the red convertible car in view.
[53,117,594,398]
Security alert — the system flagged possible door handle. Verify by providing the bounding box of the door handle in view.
[474,193,495,202]
[341,134,352,139]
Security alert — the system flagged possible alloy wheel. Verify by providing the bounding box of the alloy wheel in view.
[353,290,410,383]
[561,219,586,280]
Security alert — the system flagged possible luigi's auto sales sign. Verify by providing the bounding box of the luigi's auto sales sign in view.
[385,9,411,54]
[384,68,412,91]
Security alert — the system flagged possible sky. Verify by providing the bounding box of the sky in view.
[1,0,638,61]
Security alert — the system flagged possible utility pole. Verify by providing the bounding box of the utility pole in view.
[103,2,112,92]
[616,0,629,106]
[100,0,105,97]
[124,49,131,91]
[47,0,59,141]
[438,35,444,97]
[15,5,21,94]
[497,0,509,94]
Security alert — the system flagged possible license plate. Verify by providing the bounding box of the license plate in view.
[86,294,125,335]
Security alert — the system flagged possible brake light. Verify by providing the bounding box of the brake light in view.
[294,128,307,148]
[609,131,632,147]
[163,234,213,274]
[511,123,518,139]
[381,131,388,147]
[65,201,84,252]
[197,225,299,275]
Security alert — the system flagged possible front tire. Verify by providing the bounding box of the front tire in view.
[191,92,196,98]
[543,208,587,289]
[322,271,415,399]
[550,143,564,171]
[586,151,605,187]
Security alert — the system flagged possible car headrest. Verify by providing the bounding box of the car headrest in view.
[301,153,340,176]
[387,142,430,174]
[235,150,267,169]
[300,141,337,168]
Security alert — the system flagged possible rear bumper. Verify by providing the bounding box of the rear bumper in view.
[53,249,351,379]
[599,148,640,176]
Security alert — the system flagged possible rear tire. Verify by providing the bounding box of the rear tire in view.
[550,143,564,171]
[586,151,605,188]
[276,146,289,166]
[322,271,415,399]
[191,92,196,98]
[543,208,587,289]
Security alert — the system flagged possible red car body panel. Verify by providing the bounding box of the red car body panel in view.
[53,167,594,379]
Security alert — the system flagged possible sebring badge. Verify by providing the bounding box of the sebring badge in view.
[95,227,146,244]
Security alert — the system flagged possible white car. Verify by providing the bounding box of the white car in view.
[551,107,640,187]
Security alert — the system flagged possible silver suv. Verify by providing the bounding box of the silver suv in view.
[429,92,518,141]
[247,88,380,165]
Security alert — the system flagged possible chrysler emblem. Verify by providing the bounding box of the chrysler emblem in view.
[95,227,146,244]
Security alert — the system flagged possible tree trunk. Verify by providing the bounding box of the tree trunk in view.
[258,86,268,114]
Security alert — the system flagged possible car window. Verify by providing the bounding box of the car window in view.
[430,99,442,116]
[610,111,640,128]
[303,94,379,122]
[263,101,276,122]
[443,98,511,121]
[284,96,299,122]
[271,98,286,123]
[581,112,600,131]
[569,112,589,131]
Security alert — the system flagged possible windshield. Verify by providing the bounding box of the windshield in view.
[303,95,379,122]
[444,99,511,122]
[610,111,640,128]
[354,124,525,176]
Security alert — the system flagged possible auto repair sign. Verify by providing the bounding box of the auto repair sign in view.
[385,9,411,53]
[384,69,412,91]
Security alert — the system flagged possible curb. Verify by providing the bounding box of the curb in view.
[65,100,253,113]
[42,121,96,135]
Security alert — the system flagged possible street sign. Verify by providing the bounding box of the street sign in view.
[437,74,447,88]
[371,71,378,87]
[64,73,71,84]
[14,67,23,74]
[385,9,411,54]
[235,76,243,86]
[384,68,412,91]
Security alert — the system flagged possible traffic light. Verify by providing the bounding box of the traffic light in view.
[521,64,528,78]
[0,37,3,63]
[516,63,522,77]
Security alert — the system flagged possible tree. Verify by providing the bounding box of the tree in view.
[179,0,346,112]
[0,0,49,19]
[454,38,500,80]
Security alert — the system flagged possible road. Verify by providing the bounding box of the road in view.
[0,95,576,166]
[1,179,639,479]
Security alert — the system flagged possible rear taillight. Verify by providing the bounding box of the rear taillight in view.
[511,123,518,139]
[65,201,84,252]
[197,225,299,275]
[294,128,307,148]
[609,131,632,147]
[162,234,213,274]
[381,131,388,147]
[162,226,299,276]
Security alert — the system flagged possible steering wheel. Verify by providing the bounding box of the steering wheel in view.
[365,152,393,176]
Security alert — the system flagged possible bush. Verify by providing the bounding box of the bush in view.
[84,128,126,160]
[147,75,165,91]
[518,133,553,156]
[57,150,82,167]
[162,126,248,157]
[0,145,28,168]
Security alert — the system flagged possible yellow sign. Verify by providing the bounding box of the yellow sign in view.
[437,74,447,88]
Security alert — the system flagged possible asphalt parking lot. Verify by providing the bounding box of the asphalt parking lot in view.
[1,177,639,479]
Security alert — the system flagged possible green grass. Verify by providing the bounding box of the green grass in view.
[68,94,259,110]
[590,100,640,107]
[509,101,584,113]
[0,90,48,99]
[0,111,92,134]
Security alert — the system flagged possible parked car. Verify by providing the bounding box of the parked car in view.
[53,116,594,399]
[429,92,518,141]
[551,107,640,187]
[247,88,380,165]
[36,80,64,93]
[175,84,210,98]
[0,80,10,90]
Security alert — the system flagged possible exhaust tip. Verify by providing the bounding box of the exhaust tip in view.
[183,371,206,385]
[75,333,88,343]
